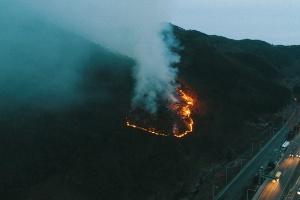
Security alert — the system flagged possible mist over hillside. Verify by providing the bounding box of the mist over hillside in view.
[1,12,300,200]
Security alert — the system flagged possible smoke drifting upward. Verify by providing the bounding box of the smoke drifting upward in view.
[15,0,180,113]
[132,25,180,113]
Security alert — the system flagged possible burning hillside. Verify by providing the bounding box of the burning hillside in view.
[126,87,196,138]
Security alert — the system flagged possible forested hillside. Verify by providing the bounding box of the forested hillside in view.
[1,23,300,200]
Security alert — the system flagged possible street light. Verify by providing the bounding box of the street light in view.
[225,165,234,185]
[240,158,247,169]
[246,188,256,200]
[224,162,237,185]
[258,166,264,185]
[212,185,219,200]
[224,159,247,185]
[259,141,264,149]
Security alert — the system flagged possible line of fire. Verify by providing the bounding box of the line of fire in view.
[126,86,197,138]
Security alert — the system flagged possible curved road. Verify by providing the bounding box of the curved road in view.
[216,105,300,200]
[255,142,300,200]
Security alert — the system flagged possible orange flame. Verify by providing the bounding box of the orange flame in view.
[126,88,195,138]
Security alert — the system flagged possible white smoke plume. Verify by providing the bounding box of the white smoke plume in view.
[15,0,180,113]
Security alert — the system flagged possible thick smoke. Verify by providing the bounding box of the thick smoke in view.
[16,0,180,113]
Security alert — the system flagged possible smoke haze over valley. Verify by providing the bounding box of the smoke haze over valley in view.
[1,1,300,200]
[5,0,180,112]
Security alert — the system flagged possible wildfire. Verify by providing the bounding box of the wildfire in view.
[171,89,194,137]
[126,88,195,138]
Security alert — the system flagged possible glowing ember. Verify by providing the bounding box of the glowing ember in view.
[126,88,195,138]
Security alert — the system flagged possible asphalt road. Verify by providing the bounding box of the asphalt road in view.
[254,136,300,200]
[216,105,300,200]
[279,150,300,200]
[284,174,300,200]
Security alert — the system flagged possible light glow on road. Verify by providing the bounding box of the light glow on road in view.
[259,157,299,199]
[281,157,298,169]
[260,181,281,199]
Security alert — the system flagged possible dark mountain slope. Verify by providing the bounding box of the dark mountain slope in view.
[174,26,300,76]
[174,25,293,117]
[1,22,299,200]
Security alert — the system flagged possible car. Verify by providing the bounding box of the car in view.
[272,171,282,183]
[297,187,300,195]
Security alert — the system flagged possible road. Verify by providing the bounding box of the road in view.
[278,149,300,200]
[254,136,300,200]
[216,105,300,200]
[284,173,300,200]
[282,170,300,200]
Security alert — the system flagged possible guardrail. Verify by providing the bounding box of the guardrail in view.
[216,107,298,200]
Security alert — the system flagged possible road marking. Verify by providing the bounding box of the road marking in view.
[254,140,300,200]
[217,109,298,200]
[284,163,300,200]
[280,145,300,200]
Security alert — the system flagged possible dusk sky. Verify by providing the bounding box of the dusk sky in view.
[170,0,300,45]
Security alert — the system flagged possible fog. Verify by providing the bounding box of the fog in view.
[3,0,180,113]
[0,3,93,112]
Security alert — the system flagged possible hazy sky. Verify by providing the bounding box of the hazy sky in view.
[170,0,300,45]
